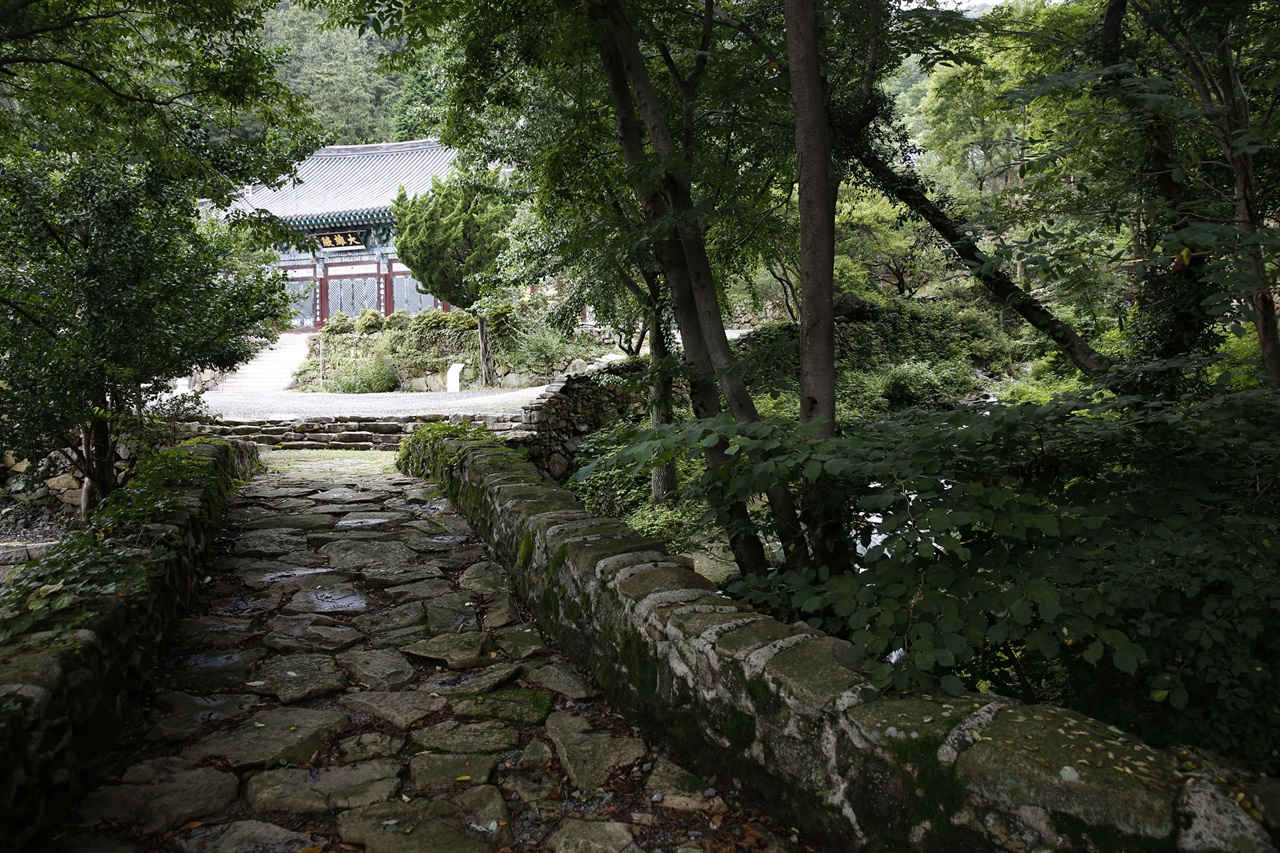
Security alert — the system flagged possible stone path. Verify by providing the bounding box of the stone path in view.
[59,450,794,853]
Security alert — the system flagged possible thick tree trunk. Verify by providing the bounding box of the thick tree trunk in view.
[857,148,1114,378]
[597,0,809,569]
[784,0,852,571]
[476,314,497,386]
[785,0,837,435]
[78,414,116,513]
[589,2,769,573]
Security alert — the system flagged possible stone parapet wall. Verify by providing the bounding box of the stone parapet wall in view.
[0,439,257,848]
[400,433,1279,852]
[517,360,645,480]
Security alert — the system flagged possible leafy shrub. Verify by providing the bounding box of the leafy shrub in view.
[626,501,708,545]
[333,356,399,393]
[384,310,411,331]
[614,391,1280,772]
[882,361,947,408]
[355,308,385,335]
[323,311,355,335]
[516,326,570,379]
[570,423,652,518]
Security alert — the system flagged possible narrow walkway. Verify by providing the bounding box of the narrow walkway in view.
[59,451,793,853]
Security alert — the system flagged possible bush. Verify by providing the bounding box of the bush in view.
[384,310,411,331]
[354,308,385,335]
[323,311,355,335]
[882,361,947,408]
[669,390,1280,772]
[332,356,399,393]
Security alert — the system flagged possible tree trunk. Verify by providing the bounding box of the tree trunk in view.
[597,0,810,569]
[476,314,497,386]
[645,294,678,504]
[589,1,769,573]
[857,147,1114,378]
[785,0,837,435]
[784,0,852,571]
[78,413,116,513]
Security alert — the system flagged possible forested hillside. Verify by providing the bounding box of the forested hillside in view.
[262,1,404,144]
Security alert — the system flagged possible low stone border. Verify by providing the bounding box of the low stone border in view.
[400,432,1280,852]
[0,439,258,847]
[188,413,525,451]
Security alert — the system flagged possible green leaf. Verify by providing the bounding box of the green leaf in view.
[1113,646,1139,675]
[940,675,964,695]
[1083,641,1104,665]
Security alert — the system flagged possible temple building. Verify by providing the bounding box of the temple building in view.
[230,139,457,328]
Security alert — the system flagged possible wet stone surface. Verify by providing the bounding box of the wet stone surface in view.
[63,450,796,852]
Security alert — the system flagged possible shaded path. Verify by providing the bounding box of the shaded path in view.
[58,451,793,852]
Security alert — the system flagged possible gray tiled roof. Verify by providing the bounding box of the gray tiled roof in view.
[230,139,457,227]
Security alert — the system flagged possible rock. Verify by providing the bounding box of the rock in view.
[207,590,282,617]
[545,819,640,852]
[282,585,374,615]
[425,592,479,634]
[1177,777,1274,852]
[355,602,426,634]
[337,800,489,853]
[264,614,364,652]
[494,626,549,659]
[411,720,520,754]
[409,753,501,789]
[171,649,268,691]
[525,662,594,700]
[242,513,335,531]
[310,487,384,503]
[183,708,350,768]
[247,760,403,812]
[452,785,515,846]
[78,758,237,833]
[338,691,446,728]
[954,709,1179,839]
[450,689,554,726]
[320,539,418,570]
[545,711,647,791]
[481,592,518,629]
[44,473,81,491]
[175,819,322,853]
[175,617,261,648]
[459,561,505,594]
[338,648,417,691]
[247,568,353,593]
[518,739,553,770]
[361,564,445,588]
[417,663,521,697]
[337,730,407,762]
[246,653,347,703]
[403,632,491,669]
[233,529,308,557]
[146,692,259,742]
[384,578,454,604]
[645,758,713,812]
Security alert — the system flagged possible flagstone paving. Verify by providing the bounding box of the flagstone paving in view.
[60,450,795,852]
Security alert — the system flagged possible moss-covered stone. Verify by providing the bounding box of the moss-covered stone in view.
[954,707,1179,839]
[615,566,716,602]
[713,619,794,660]
[763,637,861,711]
[449,689,554,726]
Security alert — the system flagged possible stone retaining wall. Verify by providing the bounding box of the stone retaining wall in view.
[188,413,525,452]
[516,360,644,480]
[399,433,1279,852]
[0,439,257,848]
